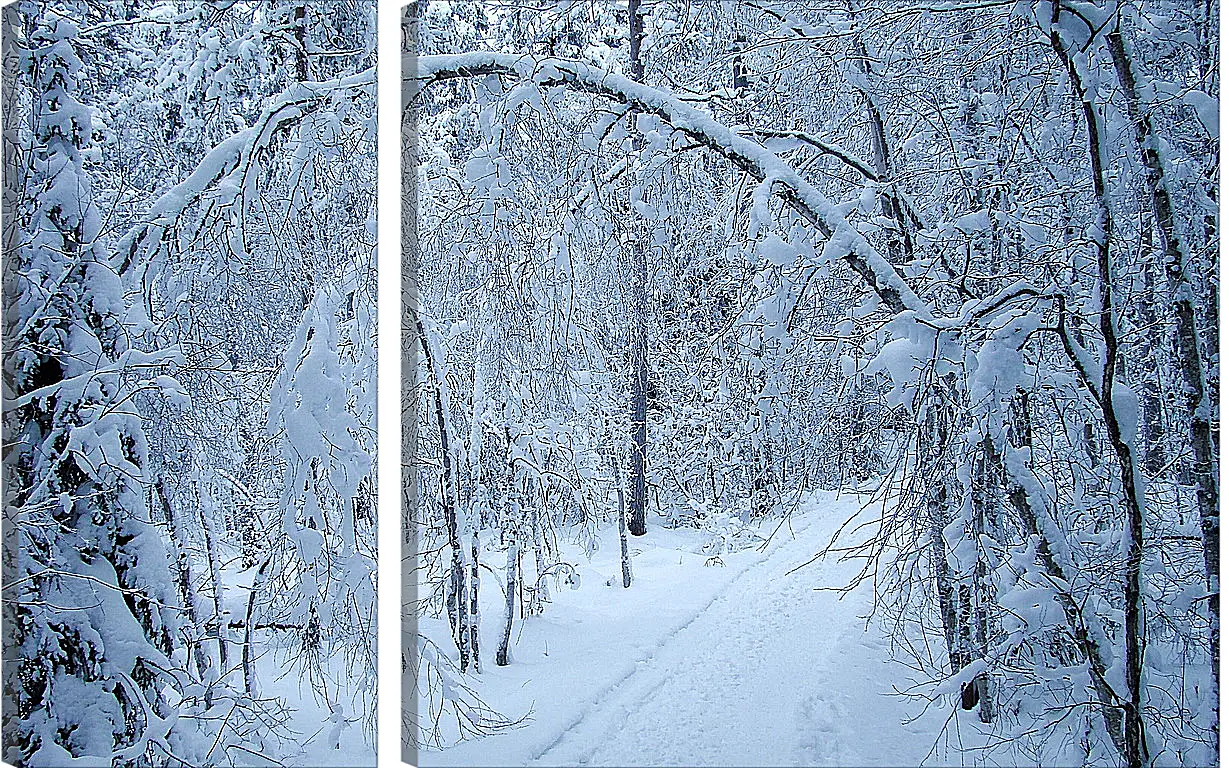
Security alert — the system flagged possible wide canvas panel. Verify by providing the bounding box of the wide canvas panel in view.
[2,2,378,765]
[402,1,1219,767]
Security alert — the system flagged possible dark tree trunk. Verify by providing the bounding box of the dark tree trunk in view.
[243,553,275,695]
[1136,228,1166,476]
[1001,389,1127,757]
[469,530,481,672]
[156,480,211,696]
[415,311,469,672]
[292,1,308,81]
[1108,30,1218,753]
[1047,15,1150,764]
[626,0,649,537]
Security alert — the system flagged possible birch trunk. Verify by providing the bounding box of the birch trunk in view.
[469,530,481,673]
[1048,16,1149,763]
[495,537,519,666]
[967,435,996,722]
[607,426,633,588]
[1107,28,1218,753]
[921,390,960,675]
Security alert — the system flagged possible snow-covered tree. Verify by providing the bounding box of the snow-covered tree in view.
[3,5,183,763]
[4,1,377,764]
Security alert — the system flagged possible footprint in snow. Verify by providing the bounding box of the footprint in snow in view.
[796,692,851,766]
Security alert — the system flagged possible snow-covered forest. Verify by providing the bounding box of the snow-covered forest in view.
[404,0,1218,766]
[3,1,377,765]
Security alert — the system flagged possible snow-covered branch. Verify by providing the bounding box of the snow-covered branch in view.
[116,67,375,275]
[411,52,928,318]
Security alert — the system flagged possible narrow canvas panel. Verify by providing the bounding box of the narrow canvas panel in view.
[401,5,420,765]
[2,2,377,765]
[402,1,1218,767]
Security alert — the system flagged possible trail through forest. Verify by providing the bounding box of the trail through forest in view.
[535,495,940,767]
[422,492,965,767]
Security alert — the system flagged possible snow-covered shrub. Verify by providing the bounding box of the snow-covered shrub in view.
[691,500,765,556]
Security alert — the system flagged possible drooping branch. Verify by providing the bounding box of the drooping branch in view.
[115,67,375,276]
[410,53,928,318]
[753,128,882,182]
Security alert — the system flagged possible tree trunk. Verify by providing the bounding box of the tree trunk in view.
[1136,226,1166,476]
[292,1,308,82]
[967,434,997,723]
[469,530,482,673]
[1000,388,1127,757]
[155,480,211,697]
[1048,16,1149,764]
[495,537,518,666]
[921,388,961,675]
[626,0,649,537]
[608,427,633,588]
[198,482,230,675]
[850,31,914,266]
[530,497,549,610]
[414,310,469,672]
[243,553,275,695]
[1108,28,1218,752]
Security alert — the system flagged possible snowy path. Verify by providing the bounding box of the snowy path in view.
[420,492,950,767]
[529,503,934,767]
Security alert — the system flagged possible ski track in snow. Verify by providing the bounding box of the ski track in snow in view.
[526,514,817,765]
[524,497,934,767]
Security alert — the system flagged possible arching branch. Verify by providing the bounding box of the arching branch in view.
[116,67,375,277]
[409,53,928,318]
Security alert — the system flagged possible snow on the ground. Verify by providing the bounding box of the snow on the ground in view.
[416,490,974,767]
[213,559,377,766]
[255,647,375,767]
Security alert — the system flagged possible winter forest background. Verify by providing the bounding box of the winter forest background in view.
[405,0,1218,766]
[2,1,377,766]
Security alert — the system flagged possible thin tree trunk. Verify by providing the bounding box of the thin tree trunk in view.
[469,530,481,673]
[1136,224,1166,476]
[464,262,494,670]
[607,426,633,588]
[496,427,522,666]
[1108,28,1218,752]
[850,31,914,266]
[625,0,650,538]
[922,390,960,675]
[967,435,996,722]
[198,484,230,675]
[155,480,211,693]
[1048,16,1149,764]
[403,8,422,755]
[243,552,274,695]
[928,483,959,670]
[999,389,1126,756]
[495,536,518,666]
[530,496,548,609]
[414,310,469,671]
